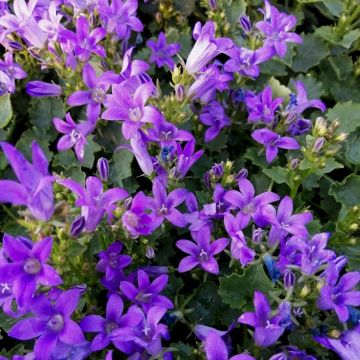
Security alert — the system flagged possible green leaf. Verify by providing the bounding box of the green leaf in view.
[319,0,344,17]
[292,33,330,72]
[0,94,13,129]
[29,97,65,130]
[316,26,360,48]
[327,54,353,81]
[218,264,273,310]
[327,101,360,134]
[81,136,101,169]
[345,134,360,165]
[263,166,290,185]
[330,174,360,206]
[268,77,291,99]
[224,0,246,26]
[110,149,134,186]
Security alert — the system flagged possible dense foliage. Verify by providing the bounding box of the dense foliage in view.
[0,0,359,359]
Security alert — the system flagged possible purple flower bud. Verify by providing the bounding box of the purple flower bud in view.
[284,269,295,288]
[70,216,86,237]
[334,255,347,271]
[208,0,217,10]
[239,15,252,32]
[289,158,300,170]
[312,137,325,153]
[235,168,248,180]
[211,163,224,177]
[8,41,23,51]
[97,157,109,181]
[175,84,185,102]
[204,171,211,189]
[252,228,264,243]
[26,81,62,97]
[145,246,155,259]
[293,307,304,317]
[141,265,169,276]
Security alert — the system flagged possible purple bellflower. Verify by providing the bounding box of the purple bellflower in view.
[245,86,283,124]
[8,289,85,360]
[0,235,62,308]
[317,261,360,323]
[251,128,300,163]
[102,81,161,140]
[112,306,170,359]
[151,177,188,227]
[268,196,313,245]
[98,0,143,40]
[0,141,54,221]
[185,21,233,74]
[80,294,142,352]
[147,32,180,70]
[120,269,174,312]
[256,0,302,58]
[238,291,289,347]
[53,113,95,162]
[95,242,132,282]
[67,64,119,122]
[224,178,279,227]
[176,227,228,275]
[204,331,255,360]
[199,101,231,142]
[122,191,163,238]
[26,81,62,97]
[224,212,255,266]
[224,46,274,79]
[315,325,360,360]
[59,16,106,62]
[57,176,128,232]
[0,52,27,93]
[269,346,317,360]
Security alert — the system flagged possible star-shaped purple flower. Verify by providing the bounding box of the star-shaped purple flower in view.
[176,227,228,275]
[251,128,300,163]
[147,32,180,70]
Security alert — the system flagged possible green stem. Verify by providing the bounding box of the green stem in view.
[1,205,18,222]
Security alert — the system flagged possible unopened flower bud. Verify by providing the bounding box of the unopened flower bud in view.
[312,137,325,153]
[204,171,211,189]
[263,254,280,283]
[314,117,327,136]
[208,0,217,10]
[236,168,248,180]
[349,223,359,232]
[329,329,341,338]
[211,162,224,177]
[334,132,348,142]
[284,269,295,288]
[97,157,109,181]
[239,15,252,33]
[175,84,185,102]
[334,255,347,271]
[172,66,181,83]
[146,246,155,259]
[289,158,300,170]
[225,160,233,171]
[252,228,264,243]
[300,284,310,298]
[70,216,86,237]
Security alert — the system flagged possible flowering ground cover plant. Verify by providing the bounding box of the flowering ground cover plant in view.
[0,0,359,359]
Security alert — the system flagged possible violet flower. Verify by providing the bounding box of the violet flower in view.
[102,81,161,140]
[251,129,300,163]
[0,52,27,93]
[317,261,360,323]
[224,178,279,227]
[67,64,118,122]
[0,141,54,221]
[80,294,142,352]
[238,291,289,347]
[112,306,170,358]
[26,81,62,97]
[176,227,228,275]
[204,331,255,360]
[98,0,143,40]
[122,191,163,238]
[59,16,106,62]
[185,21,233,74]
[268,196,313,245]
[96,242,132,282]
[269,346,316,360]
[8,289,85,360]
[199,101,231,142]
[147,32,180,70]
[57,176,128,232]
[224,46,274,78]
[151,177,188,227]
[224,212,255,266]
[256,0,302,58]
[245,86,283,124]
[0,235,62,307]
[315,325,360,360]
[53,113,95,162]
[120,269,173,312]
[146,117,193,148]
